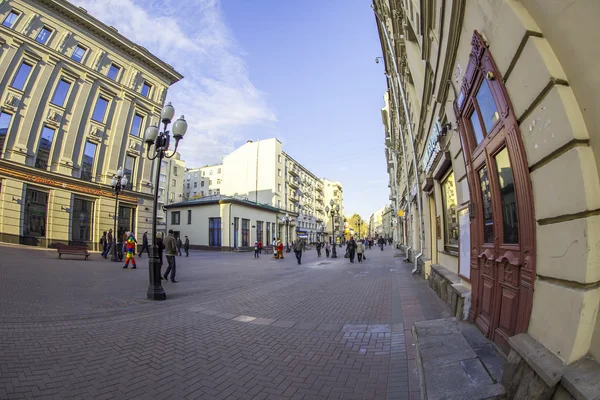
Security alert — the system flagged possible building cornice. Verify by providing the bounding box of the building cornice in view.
[36,0,183,84]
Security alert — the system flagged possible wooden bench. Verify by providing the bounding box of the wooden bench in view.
[56,244,90,260]
[262,246,274,255]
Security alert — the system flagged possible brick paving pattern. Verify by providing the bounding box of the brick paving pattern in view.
[0,244,450,399]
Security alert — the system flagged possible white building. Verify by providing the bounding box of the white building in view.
[164,195,280,250]
[322,179,344,241]
[156,153,185,232]
[219,138,338,243]
[183,164,223,200]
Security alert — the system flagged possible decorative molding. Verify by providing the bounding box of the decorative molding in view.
[88,125,103,142]
[45,110,62,126]
[4,93,20,110]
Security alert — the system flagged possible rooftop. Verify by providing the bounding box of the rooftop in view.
[164,195,293,214]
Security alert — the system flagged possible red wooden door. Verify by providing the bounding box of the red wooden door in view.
[456,32,535,353]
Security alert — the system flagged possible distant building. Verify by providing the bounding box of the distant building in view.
[183,164,222,200]
[156,153,185,233]
[0,0,182,249]
[322,178,344,241]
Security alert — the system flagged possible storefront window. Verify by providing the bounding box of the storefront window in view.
[117,206,135,240]
[72,197,93,242]
[209,217,221,246]
[24,189,48,237]
[495,148,518,244]
[441,171,458,250]
[242,219,249,247]
[478,165,494,243]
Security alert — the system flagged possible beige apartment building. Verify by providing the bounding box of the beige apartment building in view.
[0,0,182,249]
[374,0,600,396]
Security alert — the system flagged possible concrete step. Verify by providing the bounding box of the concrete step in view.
[413,317,506,400]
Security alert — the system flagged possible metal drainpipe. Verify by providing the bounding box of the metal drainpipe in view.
[373,5,424,271]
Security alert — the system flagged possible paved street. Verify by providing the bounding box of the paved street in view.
[0,244,450,400]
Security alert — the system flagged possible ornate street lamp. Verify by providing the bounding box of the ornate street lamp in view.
[143,102,188,300]
[357,217,363,239]
[110,167,128,262]
[325,199,340,258]
[281,213,291,252]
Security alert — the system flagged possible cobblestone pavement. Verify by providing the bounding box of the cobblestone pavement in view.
[0,244,450,399]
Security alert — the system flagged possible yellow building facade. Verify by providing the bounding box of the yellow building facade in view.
[374,0,600,396]
[0,0,182,250]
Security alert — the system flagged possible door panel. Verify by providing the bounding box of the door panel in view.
[458,31,536,354]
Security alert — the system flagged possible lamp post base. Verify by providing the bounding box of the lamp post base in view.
[331,244,337,258]
[111,239,119,262]
[147,247,166,301]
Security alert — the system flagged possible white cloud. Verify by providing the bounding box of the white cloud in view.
[70,0,276,166]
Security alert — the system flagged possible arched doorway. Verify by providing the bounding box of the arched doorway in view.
[455,31,536,353]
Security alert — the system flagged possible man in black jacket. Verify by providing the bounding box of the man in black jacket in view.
[138,231,150,257]
[347,237,357,263]
[184,236,190,257]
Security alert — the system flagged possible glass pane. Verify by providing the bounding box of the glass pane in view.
[11,63,33,91]
[469,110,484,145]
[476,79,499,133]
[81,141,97,181]
[124,156,135,188]
[130,114,143,136]
[72,45,86,62]
[107,64,120,80]
[478,165,494,243]
[36,126,55,169]
[441,172,458,247]
[51,79,71,107]
[2,11,19,28]
[141,82,151,97]
[72,198,93,242]
[495,148,519,244]
[91,97,108,122]
[36,27,52,44]
[0,112,13,156]
[117,206,134,239]
[24,189,48,237]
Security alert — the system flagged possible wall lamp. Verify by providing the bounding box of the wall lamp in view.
[375,56,384,64]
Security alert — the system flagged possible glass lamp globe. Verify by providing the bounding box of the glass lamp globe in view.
[111,176,117,186]
[172,115,188,139]
[161,102,175,123]
[330,199,334,206]
[325,206,330,213]
[144,125,159,144]
[116,167,123,178]
[121,175,128,187]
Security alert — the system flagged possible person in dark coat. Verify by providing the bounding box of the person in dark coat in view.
[102,229,113,258]
[155,233,165,275]
[184,236,190,257]
[316,241,322,257]
[176,236,182,256]
[138,231,150,257]
[347,236,357,263]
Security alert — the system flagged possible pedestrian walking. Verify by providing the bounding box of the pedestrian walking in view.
[184,236,190,256]
[122,233,137,269]
[316,241,322,257]
[276,238,284,259]
[293,239,303,265]
[163,229,178,283]
[347,236,357,263]
[254,241,260,258]
[176,236,182,256]
[258,240,262,254]
[356,239,364,263]
[156,232,164,277]
[362,238,368,261]
[325,241,330,257]
[100,231,107,255]
[378,237,385,250]
[102,229,113,258]
[138,231,150,257]
[121,231,128,255]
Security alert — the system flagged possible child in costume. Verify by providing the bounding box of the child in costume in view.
[123,234,137,269]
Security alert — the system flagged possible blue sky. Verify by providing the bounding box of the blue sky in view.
[71,0,389,218]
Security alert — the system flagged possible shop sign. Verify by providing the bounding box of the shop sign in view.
[0,165,138,203]
[422,119,442,174]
